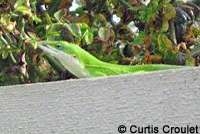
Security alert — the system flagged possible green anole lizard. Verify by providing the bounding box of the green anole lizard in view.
[37,41,188,78]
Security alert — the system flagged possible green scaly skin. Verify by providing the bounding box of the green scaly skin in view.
[37,41,188,78]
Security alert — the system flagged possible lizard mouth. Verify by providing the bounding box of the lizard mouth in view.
[38,44,59,57]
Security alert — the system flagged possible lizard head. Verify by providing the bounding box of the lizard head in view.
[37,41,90,78]
[52,41,78,56]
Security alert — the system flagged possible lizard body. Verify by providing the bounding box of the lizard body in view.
[38,41,187,78]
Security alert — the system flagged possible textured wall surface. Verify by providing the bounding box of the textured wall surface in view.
[0,68,200,134]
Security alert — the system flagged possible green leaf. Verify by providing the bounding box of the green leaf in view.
[163,3,176,20]
[186,56,195,66]
[31,15,42,23]
[2,51,8,59]
[157,34,173,53]
[0,0,4,4]
[80,23,90,35]
[0,14,10,26]
[84,32,93,45]
[65,23,82,37]
[46,32,61,40]
[54,10,65,21]
[14,0,26,9]
[161,21,169,32]
[133,31,147,45]
[15,6,32,15]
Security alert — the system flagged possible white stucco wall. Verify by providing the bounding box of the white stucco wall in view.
[0,68,200,134]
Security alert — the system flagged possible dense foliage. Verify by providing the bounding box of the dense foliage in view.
[0,0,200,86]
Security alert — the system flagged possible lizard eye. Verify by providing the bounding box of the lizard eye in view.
[55,45,63,50]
